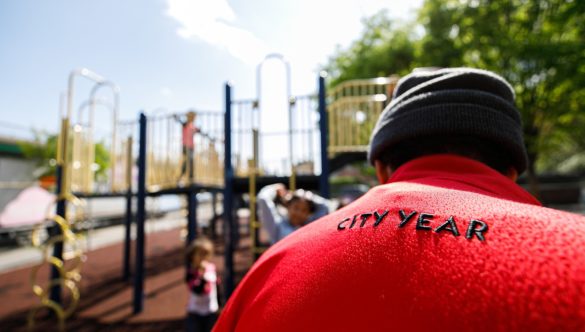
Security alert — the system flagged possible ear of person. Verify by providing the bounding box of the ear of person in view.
[374,160,393,184]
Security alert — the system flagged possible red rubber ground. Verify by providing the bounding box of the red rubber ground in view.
[0,227,252,331]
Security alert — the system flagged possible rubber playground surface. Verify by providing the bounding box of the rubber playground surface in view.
[0,227,253,331]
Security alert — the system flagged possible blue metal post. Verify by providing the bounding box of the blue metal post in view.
[211,192,218,239]
[133,113,147,314]
[318,73,330,198]
[123,135,134,281]
[49,165,65,305]
[223,83,235,298]
[123,188,132,281]
[187,190,198,245]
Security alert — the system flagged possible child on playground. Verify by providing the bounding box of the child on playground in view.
[185,237,219,332]
[257,183,333,244]
[175,111,200,182]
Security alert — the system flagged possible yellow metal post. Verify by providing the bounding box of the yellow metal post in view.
[289,165,296,192]
[126,136,133,191]
[58,119,70,198]
[86,128,95,192]
[249,129,261,257]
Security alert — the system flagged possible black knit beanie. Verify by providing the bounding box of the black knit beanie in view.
[367,67,528,174]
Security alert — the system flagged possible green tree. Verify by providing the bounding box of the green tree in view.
[418,0,585,192]
[325,2,585,195]
[18,133,58,178]
[94,140,110,180]
[325,10,418,87]
[416,0,464,67]
[19,133,110,179]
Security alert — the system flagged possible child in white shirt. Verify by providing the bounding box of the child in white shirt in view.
[185,237,219,331]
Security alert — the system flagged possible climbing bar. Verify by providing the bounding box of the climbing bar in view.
[28,194,86,331]
[249,129,261,259]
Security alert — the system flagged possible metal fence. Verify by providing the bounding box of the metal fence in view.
[327,76,399,157]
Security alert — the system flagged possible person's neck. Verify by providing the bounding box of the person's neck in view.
[387,154,540,206]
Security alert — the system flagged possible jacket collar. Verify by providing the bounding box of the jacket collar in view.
[388,154,541,206]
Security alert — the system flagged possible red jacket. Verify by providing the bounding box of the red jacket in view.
[215,155,585,331]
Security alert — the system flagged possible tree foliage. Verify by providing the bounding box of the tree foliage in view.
[19,133,110,179]
[18,134,58,178]
[325,0,585,176]
[325,10,418,87]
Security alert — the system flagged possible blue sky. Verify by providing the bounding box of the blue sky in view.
[0,0,422,141]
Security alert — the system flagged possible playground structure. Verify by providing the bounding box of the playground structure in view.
[327,75,399,170]
[28,68,120,330]
[29,58,400,329]
[328,76,398,155]
[145,111,224,190]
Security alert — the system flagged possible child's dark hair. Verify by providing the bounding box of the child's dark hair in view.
[185,237,214,265]
[289,192,317,213]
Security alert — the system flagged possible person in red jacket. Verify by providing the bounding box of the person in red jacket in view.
[214,68,585,331]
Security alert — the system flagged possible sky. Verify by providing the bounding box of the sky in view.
[0,0,422,139]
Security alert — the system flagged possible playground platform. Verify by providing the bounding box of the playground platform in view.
[0,223,253,331]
